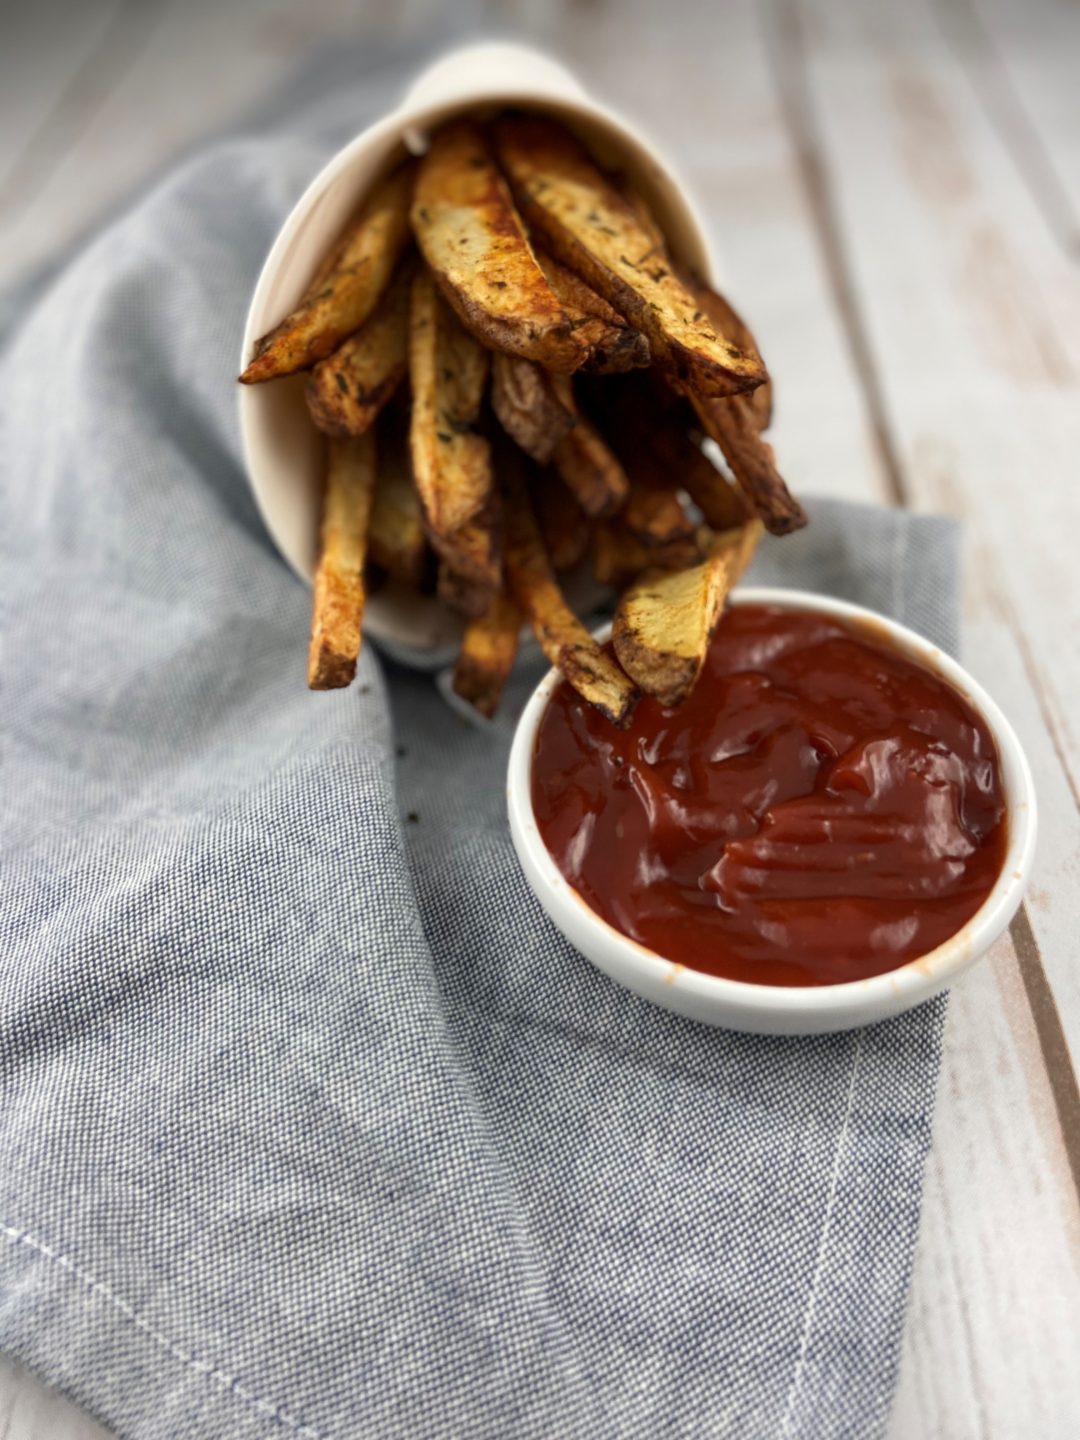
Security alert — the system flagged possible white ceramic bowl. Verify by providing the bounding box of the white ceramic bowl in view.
[507,587,1037,1035]
[238,40,719,669]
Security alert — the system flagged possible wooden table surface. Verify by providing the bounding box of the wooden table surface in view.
[3,0,1078,1435]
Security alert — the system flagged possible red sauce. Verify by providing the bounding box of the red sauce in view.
[532,604,1007,986]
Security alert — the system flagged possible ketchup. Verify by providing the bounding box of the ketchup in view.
[532,604,1007,986]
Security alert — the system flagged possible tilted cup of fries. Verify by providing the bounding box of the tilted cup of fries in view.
[238,39,805,714]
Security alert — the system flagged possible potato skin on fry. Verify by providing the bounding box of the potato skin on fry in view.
[494,117,766,399]
[504,473,637,726]
[452,591,523,719]
[691,394,806,535]
[438,561,495,619]
[536,253,650,375]
[241,163,414,384]
[306,261,411,437]
[612,520,762,706]
[689,277,773,432]
[621,476,698,552]
[533,469,588,572]
[412,120,587,372]
[368,410,427,586]
[549,374,628,519]
[589,369,751,532]
[491,353,575,464]
[308,432,377,690]
[592,521,702,589]
[408,268,493,538]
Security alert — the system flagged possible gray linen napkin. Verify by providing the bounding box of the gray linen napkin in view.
[1,45,954,1440]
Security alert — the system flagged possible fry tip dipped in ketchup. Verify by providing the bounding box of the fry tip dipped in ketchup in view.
[532,604,1007,987]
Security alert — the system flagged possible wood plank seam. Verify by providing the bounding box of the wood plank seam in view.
[1008,906,1080,1211]
[763,0,908,507]
[993,585,1080,812]
[764,0,1080,1217]
[934,0,1080,263]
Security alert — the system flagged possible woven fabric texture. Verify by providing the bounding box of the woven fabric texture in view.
[1,46,954,1440]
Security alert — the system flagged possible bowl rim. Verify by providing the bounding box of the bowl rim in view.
[507,585,1038,1023]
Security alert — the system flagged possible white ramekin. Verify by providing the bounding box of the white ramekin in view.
[507,588,1037,1035]
[238,41,720,670]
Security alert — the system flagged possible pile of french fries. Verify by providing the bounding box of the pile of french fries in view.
[240,113,806,723]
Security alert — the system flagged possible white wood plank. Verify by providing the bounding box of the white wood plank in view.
[773,2,1080,1432]
[889,595,1080,1437]
[948,0,1080,259]
[788,0,1080,1064]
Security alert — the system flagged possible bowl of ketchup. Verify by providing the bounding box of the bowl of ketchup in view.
[507,588,1036,1034]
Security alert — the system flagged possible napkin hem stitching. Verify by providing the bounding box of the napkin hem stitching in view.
[778,1029,866,1434]
[0,1221,329,1440]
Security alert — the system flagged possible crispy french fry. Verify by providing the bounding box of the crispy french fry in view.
[592,521,702,589]
[409,267,493,537]
[432,494,503,602]
[549,374,628,518]
[536,252,650,374]
[654,426,749,531]
[689,277,773,432]
[438,561,495,619]
[533,469,588,572]
[368,411,427,586]
[589,369,751,531]
[490,352,575,464]
[494,116,766,399]
[241,164,414,383]
[690,395,806,535]
[612,520,762,706]
[452,592,523,718]
[307,433,377,689]
[504,473,637,725]
[411,120,586,372]
[621,475,699,551]
[305,260,411,436]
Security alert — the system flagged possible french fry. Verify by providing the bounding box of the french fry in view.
[621,475,699,551]
[652,426,749,531]
[690,395,806,535]
[438,561,495,619]
[408,267,493,537]
[241,164,414,383]
[536,252,650,374]
[452,592,523,719]
[305,260,411,436]
[612,520,762,706]
[587,369,750,531]
[368,411,427,586]
[592,521,702,589]
[549,374,629,518]
[533,469,588,572]
[504,472,638,725]
[307,432,377,690]
[494,116,766,399]
[433,493,503,602]
[490,352,575,464]
[411,120,586,372]
[604,191,771,426]
[689,277,772,432]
